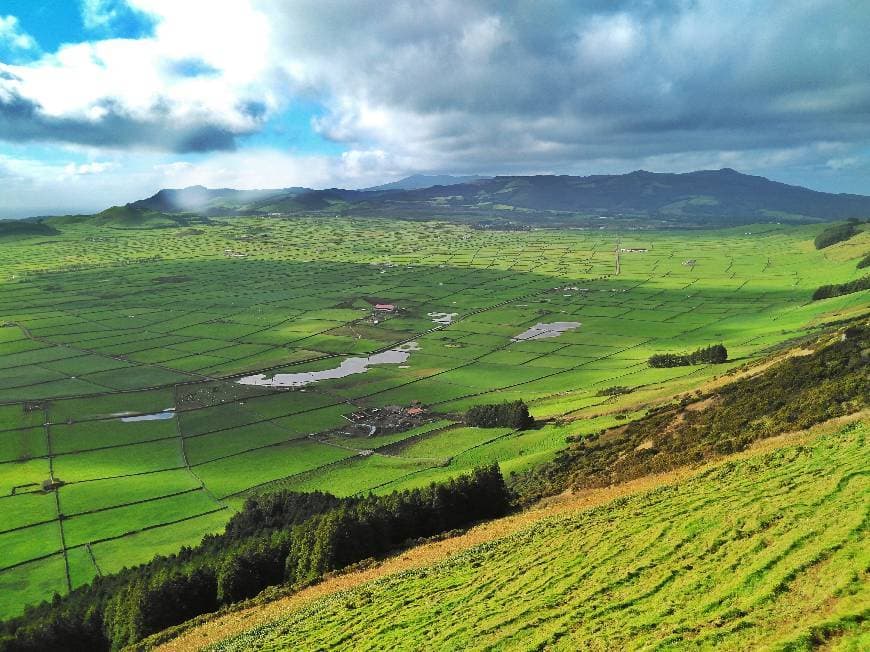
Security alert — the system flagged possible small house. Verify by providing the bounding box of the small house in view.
[374,303,396,312]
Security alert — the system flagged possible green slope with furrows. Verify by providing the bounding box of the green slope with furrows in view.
[212,421,869,652]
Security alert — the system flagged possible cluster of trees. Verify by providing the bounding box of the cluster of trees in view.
[814,221,859,249]
[465,400,533,429]
[812,276,870,300]
[511,322,868,505]
[648,344,727,368]
[0,466,510,652]
[857,253,870,269]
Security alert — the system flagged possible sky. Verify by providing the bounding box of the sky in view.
[0,0,868,218]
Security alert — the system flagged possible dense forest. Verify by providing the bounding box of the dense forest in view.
[648,344,728,368]
[0,467,510,651]
[512,322,868,505]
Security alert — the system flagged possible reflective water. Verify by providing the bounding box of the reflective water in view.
[238,342,421,387]
[511,322,581,341]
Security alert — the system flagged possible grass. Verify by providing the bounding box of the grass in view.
[0,216,867,619]
[208,421,870,652]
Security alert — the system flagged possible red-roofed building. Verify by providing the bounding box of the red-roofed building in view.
[374,304,396,312]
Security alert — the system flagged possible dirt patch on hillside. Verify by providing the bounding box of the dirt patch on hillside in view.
[150,410,867,652]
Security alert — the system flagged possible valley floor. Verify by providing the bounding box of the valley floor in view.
[151,411,869,651]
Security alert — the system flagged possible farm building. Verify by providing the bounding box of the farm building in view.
[374,303,397,312]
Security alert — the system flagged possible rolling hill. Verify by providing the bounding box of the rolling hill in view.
[119,168,870,227]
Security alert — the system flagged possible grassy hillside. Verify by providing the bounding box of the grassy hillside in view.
[92,205,183,229]
[207,420,869,651]
[512,322,868,503]
[0,216,866,621]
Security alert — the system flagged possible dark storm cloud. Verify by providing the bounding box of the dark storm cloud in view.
[260,0,870,185]
[0,90,239,152]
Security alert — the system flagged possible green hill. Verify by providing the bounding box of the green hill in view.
[92,205,192,229]
[0,220,59,237]
[207,420,869,651]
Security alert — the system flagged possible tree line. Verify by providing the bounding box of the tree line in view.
[648,344,727,368]
[0,466,510,651]
[812,275,870,301]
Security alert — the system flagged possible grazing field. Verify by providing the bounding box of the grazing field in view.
[208,421,870,652]
[0,216,868,618]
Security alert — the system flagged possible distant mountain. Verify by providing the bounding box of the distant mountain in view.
[359,168,870,225]
[364,174,488,192]
[98,169,870,228]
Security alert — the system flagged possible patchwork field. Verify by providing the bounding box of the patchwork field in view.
[206,421,870,652]
[0,216,867,618]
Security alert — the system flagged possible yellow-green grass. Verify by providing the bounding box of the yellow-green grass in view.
[211,421,870,652]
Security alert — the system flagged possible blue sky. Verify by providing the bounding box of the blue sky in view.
[0,1,869,217]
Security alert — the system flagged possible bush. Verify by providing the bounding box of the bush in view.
[857,253,870,269]
[465,400,533,428]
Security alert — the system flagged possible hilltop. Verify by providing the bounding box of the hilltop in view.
[110,168,870,228]
[363,173,488,191]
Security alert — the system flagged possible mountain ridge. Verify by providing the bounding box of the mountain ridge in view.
[92,168,870,228]
[363,173,488,191]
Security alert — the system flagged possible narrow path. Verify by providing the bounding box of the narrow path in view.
[150,411,867,652]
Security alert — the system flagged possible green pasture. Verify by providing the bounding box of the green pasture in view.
[0,216,867,618]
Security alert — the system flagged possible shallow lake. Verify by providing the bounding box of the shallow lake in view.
[511,322,581,341]
[119,409,176,422]
[238,342,420,387]
[428,312,458,325]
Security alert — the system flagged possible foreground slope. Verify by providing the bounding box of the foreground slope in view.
[192,420,869,651]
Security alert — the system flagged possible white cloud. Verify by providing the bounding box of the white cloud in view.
[0,15,37,51]
[63,161,115,175]
[81,0,121,29]
[0,0,277,151]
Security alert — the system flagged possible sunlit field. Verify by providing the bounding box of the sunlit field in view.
[0,216,867,617]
